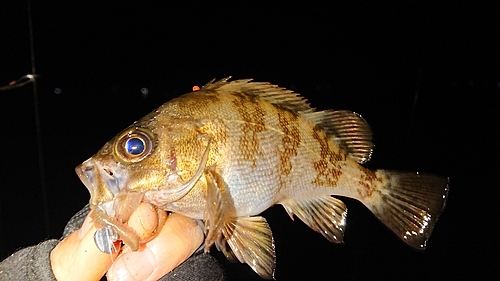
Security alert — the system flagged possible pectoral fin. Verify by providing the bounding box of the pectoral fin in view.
[204,168,276,279]
[281,196,347,243]
[223,216,276,279]
[203,167,230,252]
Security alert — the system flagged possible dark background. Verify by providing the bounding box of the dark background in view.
[1,2,498,280]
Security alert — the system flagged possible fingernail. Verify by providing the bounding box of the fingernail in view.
[107,248,156,281]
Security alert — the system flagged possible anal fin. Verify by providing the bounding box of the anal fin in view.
[281,196,347,243]
[204,168,276,279]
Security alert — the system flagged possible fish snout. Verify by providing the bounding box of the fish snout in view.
[75,158,120,204]
[75,159,97,196]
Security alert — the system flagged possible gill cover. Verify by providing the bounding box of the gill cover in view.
[144,138,212,205]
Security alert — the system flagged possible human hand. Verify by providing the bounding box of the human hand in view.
[50,203,204,281]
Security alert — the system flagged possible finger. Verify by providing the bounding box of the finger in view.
[51,213,117,281]
[107,213,204,281]
[126,202,165,242]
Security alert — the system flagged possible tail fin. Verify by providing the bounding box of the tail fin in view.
[363,171,449,250]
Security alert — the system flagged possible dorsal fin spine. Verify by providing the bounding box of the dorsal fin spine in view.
[201,77,374,163]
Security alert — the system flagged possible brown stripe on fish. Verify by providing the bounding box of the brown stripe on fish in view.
[231,95,266,168]
[277,110,300,177]
[311,125,345,187]
[198,118,228,163]
[357,167,382,198]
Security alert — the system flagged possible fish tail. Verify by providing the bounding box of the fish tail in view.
[363,170,449,250]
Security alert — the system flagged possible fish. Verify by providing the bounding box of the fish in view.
[75,77,449,279]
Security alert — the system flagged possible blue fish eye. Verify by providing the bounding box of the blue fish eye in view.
[125,137,145,155]
[115,128,153,163]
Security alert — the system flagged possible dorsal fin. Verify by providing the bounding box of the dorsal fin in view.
[202,77,374,164]
[305,110,374,164]
[202,76,315,114]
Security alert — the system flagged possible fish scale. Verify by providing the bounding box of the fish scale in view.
[76,77,449,279]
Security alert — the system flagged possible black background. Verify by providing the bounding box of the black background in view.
[1,2,498,280]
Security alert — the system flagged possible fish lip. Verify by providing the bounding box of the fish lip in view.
[75,158,125,215]
[75,159,97,198]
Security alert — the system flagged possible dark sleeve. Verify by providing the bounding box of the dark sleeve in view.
[0,205,226,281]
[0,240,59,281]
[0,206,89,281]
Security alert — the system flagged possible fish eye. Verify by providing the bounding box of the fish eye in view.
[114,128,153,163]
[125,138,145,155]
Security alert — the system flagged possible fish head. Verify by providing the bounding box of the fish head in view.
[75,126,181,220]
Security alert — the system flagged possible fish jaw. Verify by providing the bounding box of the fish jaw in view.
[75,155,147,251]
[75,151,147,222]
[76,157,125,213]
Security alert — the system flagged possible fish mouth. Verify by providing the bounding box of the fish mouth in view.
[76,157,144,217]
[76,158,145,252]
[75,159,116,200]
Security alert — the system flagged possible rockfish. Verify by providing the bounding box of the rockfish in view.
[76,77,449,279]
